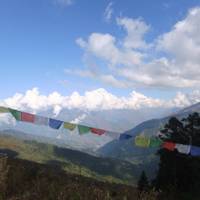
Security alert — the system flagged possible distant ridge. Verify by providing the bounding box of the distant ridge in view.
[98,102,200,175]
[0,131,142,185]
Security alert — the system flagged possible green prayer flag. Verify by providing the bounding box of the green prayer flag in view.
[78,125,91,135]
[135,135,150,147]
[0,107,9,113]
[64,122,76,131]
[149,137,163,147]
[9,109,21,121]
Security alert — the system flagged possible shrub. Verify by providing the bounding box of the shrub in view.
[0,155,9,200]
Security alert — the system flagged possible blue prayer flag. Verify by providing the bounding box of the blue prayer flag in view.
[119,133,132,140]
[49,118,63,129]
[190,146,200,156]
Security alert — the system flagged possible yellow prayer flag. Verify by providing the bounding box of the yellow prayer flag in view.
[135,135,150,147]
[64,122,76,131]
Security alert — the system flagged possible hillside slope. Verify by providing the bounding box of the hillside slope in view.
[0,156,138,200]
[0,132,140,185]
[99,102,200,165]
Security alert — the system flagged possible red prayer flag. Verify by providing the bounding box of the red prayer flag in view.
[91,128,106,136]
[162,142,176,151]
[21,112,35,123]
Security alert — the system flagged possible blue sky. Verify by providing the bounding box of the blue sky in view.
[0,0,200,100]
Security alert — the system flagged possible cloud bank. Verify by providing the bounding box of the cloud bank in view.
[1,88,200,115]
[74,7,200,88]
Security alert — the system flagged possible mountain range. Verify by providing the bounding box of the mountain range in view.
[98,102,200,165]
[0,131,141,185]
[0,102,200,160]
[0,102,199,182]
[0,105,175,154]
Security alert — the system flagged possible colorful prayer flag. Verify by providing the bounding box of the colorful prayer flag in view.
[175,144,191,155]
[78,125,91,134]
[190,146,200,156]
[119,133,132,140]
[0,106,122,141]
[21,112,35,123]
[49,118,63,129]
[149,137,163,147]
[91,128,106,136]
[9,109,21,121]
[34,115,49,126]
[162,142,176,151]
[63,122,76,131]
[135,135,150,147]
[0,107,9,113]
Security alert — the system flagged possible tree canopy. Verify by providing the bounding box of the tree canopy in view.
[137,170,149,191]
[154,112,200,193]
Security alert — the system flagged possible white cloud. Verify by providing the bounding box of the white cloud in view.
[76,38,87,48]
[104,2,114,22]
[1,88,200,114]
[157,7,200,80]
[116,17,150,49]
[65,69,131,88]
[98,74,128,88]
[65,68,94,78]
[55,0,73,6]
[76,32,143,67]
[0,88,200,133]
[168,90,200,108]
[71,114,87,124]
[1,88,63,115]
[75,7,200,89]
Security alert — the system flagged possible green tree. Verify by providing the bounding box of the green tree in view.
[154,113,200,193]
[138,170,149,191]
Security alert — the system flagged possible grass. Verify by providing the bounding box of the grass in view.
[0,155,139,200]
[0,133,138,185]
